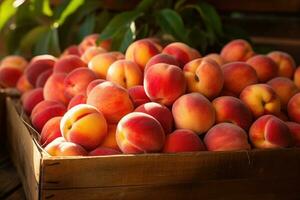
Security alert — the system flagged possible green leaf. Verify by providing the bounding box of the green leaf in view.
[34,28,60,56]
[0,0,17,31]
[174,0,187,11]
[94,10,111,33]
[110,25,135,53]
[30,0,53,16]
[78,14,96,41]
[119,24,136,52]
[55,0,85,26]
[136,0,155,12]
[156,9,188,43]
[99,10,142,40]
[43,0,53,16]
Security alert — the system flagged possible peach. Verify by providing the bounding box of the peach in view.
[286,121,300,147]
[86,79,106,96]
[144,63,186,106]
[21,88,44,115]
[0,55,28,69]
[128,85,151,107]
[16,74,33,93]
[100,124,120,150]
[44,137,88,156]
[172,93,215,134]
[267,77,299,110]
[116,112,165,153]
[249,115,293,148]
[89,147,121,156]
[287,93,300,123]
[43,73,69,105]
[67,94,87,110]
[204,123,251,151]
[0,67,23,87]
[163,129,205,153]
[53,55,86,74]
[78,34,111,54]
[267,51,296,78]
[61,45,80,57]
[162,42,201,67]
[220,39,254,62]
[40,116,62,147]
[31,100,66,132]
[125,39,161,71]
[135,102,174,134]
[204,53,225,66]
[240,84,281,118]
[246,55,278,82]
[145,53,179,71]
[212,96,252,130]
[222,62,258,96]
[80,46,106,63]
[87,81,134,124]
[183,58,224,99]
[60,104,108,150]
[88,52,124,78]
[25,55,57,86]
[294,67,300,89]
[35,69,52,88]
[64,67,97,99]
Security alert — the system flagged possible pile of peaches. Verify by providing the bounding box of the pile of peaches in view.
[1,34,300,156]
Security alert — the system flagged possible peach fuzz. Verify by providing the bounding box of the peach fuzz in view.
[61,45,80,57]
[53,55,86,74]
[80,46,106,63]
[220,39,254,62]
[212,96,252,130]
[286,122,300,147]
[89,147,121,156]
[144,63,186,106]
[0,67,23,88]
[16,74,33,94]
[78,34,111,54]
[222,62,258,96]
[106,60,142,88]
[100,124,120,150]
[246,55,278,82]
[204,53,225,66]
[240,84,281,118]
[293,67,300,89]
[128,85,151,107]
[86,79,106,96]
[183,58,224,99]
[35,69,52,88]
[267,77,299,110]
[172,93,215,134]
[60,104,108,150]
[125,39,161,71]
[44,137,88,156]
[249,115,293,148]
[204,123,251,151]
[25,55,57,86]
[116,112,165,153]
[87,81,134,124]
[43,73,69,105]
[64,67,97,99]
[40,116,62,147]
[163,129,205,153]
[67,94,87,110]
[267,51,296,78]
[30,100,66,132]
[287,93,300,123]
[88,52,124,79]
[162,42,201,67]
[145,53,179,71]
[21,88,44,115]
[135,102,174,134]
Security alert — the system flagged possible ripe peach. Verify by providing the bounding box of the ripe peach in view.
[40,116,62,147]
[128,85,151,107]
[64,67,97,99]
[43,73,69,105]
[61,45,80,57]
[0,67,23,88]
[87,81,134,124]
[294,67,300,89]
[163,129,205,153]
[183,58,224,99]
[60,104,108,150]
[212,96,252,130]
[286,121,300,147]
[78,34,111,54]
[116,112,165,153]
[135,102,174,134]
[246,55,278,82]
[240,84,281,118]
[67,94,87,110]
[204,123,251,151]
[31,100,66,132]
[162,42,201,67]
[220,39,254,62]
[267,77,299,110]
[106,60,143,88]
[249,115,293,148]
[0,55,28,69]
[86,79,106,96]
[145,53,179,71]
[16,74,33,93]
[100,124,120,150]
[172,93,215,134]
[53,55,86,74]
[80,46,106,63]
[144,63,186,106]
[88,147,121,156]
[21,88,44,115]
[222,62,258,96]
[267,51,296,78]
[35,69,52,88]
[204,53,225,66]
[287,93,300,123]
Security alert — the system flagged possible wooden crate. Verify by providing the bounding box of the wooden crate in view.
[5,97,300,200]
